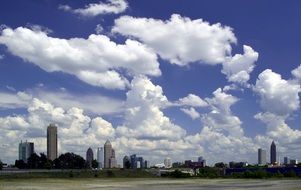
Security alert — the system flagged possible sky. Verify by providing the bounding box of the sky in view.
[0,0,301,166]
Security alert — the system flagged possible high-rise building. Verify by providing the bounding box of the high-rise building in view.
[284,157,289,165]
[19,140,34,163]
[164,157,172,168]
[97,147,103,169]
[137,157,144,168]
[104,140,117,168]
[109,148,117,168]
[198,156,206,167]
[130,154,137,169]
[258,148,266,165]
[123,155,131,169]
[104,140,112,168]
[47,124,57,160]
[86,147,94,168]
[270,141,276,164]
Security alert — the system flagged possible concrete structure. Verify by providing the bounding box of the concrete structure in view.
[109,148,117,168]
[258,148,267,165]
[284,157,289,165]
[86,147,94,168]
[104,140,117,168]
[164,157,172,168]
[104,140,112,168]
[198,156,206,167]
[18,141,34,163]
[47,124,57,160]
[97,147,103,169]
[137,157,144,168]
[123,155,131,169]
[130,154,137,169]
[270,141,277,164]
[290,159,298,165]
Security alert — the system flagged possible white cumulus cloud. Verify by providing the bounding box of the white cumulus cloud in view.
[0,27,160,90]
[222,45,259,84]
[113,14,237,66]
[59,0,128,17]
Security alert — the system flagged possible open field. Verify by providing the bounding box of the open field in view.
[0,178,301,190]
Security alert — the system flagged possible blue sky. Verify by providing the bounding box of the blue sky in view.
[0,0,301,165]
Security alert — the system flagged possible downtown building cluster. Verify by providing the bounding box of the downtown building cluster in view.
[257,141,298,167]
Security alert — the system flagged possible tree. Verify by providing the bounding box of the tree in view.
[15,159,27,169]
[92,159,99,169]
[27,153,41,169]
[215,162,226,168]
[54,152,85,169]
[124,160,131,169]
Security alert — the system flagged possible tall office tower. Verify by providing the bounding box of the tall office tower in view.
[47,124,58,160]
[86,147,94,168]
[270,141,277,164]
[137,157,144,169]
[258,148,267,165]
[164,157,172,168]
[284,157,289,165]
[18,140,34,163]
[130,154,137,169]
[104,140,112,168]
[97,147,103,169]
[198,156,204,163]
[109,148,117,168]
[123,155,131,169]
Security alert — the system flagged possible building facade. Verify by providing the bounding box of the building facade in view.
[164,157,172,168]
[258,148,266,165]
[86,147,94,168]
[97,147,103,169]
[104,140,117,168]
[123,155,131,169]
[47,124,57,160]
[270,141,277,164]
[18,141,34,163]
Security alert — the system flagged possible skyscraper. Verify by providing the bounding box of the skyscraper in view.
[130,154,137,169]
[104,140,112,168]
[123,155,131,169]
[270,141,276,164]
[19,140,34,163]
[284,157,289,165]
[164,157,172,168]
[97,147,103,169]
[109,148,117,168]
[258,148,266,165]
[86,147,94,168]
[47,124,57,160]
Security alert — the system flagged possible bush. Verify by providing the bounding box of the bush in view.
[106,170,115,177]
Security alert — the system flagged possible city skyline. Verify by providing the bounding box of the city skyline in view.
[1,0,301,165]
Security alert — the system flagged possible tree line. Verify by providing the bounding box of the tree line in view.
[15,152,98,169]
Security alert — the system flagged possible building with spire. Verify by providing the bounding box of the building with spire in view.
[270,141,277,165]
[104,140,117,168]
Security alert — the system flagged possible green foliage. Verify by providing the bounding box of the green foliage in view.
[15,159,27,169]
[54,152,85,169]
[106,170,115,177]
[214,162,226,168]
[92,159,98,169]
[167,169,191,178]
[197,167,222,178]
